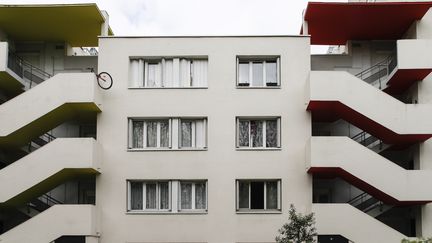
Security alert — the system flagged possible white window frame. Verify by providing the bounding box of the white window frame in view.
[127,181,172,212]
[128,118,207,151]
[178,180,208,212]
[236,179,281,212]
[129,57,208,88]
[236,57,280,88]
[236,117,281,149]
[128,119,172,149]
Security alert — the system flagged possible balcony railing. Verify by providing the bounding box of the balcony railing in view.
[7,51,52,89]
[355,52,397,90]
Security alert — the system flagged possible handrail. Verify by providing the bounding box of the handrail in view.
[355,51,397,90]
[40,193,63,206]
[7,51,52,89]
[347,191,370,206]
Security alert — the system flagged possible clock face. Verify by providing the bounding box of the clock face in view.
[97,72,113,90]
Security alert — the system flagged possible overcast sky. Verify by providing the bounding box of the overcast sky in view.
[2,0,347,52]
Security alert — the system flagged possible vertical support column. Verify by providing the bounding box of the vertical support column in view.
[100,10,110,37]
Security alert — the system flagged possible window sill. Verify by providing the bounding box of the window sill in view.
[236,147,281,151]
[126,211,208,215]
[236,86,281,89]
[236,210,282,214]
[127,148,208,152]
[128,87,208,90]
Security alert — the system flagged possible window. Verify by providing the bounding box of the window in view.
[127,180,207,213]
[179,181,207,211]
[128,118,207,150]
[236,180,281,212]
[131,120,171,149]
[236,118,281,149]
[237,57,280,87]
[128,181,171,211]
[130,58,208,88]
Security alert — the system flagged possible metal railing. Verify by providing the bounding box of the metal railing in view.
[355,52,397,90]
[7,51,52,89]
[351,131,382,149]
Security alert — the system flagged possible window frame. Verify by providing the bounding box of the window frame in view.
[128,119,172,150]
[236,56,281,88]
[236,117,281,150]
[178,180,208,212]
[129,57,208,89]
[235,179,282,213]
[127,180,172,212]
[128,117,207,151]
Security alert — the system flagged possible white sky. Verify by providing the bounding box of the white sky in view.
[2,0,348,53]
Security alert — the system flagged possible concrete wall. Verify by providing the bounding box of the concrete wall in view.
[96,36,311,243]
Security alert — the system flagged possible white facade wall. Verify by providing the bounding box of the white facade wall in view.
[96,36,311,243]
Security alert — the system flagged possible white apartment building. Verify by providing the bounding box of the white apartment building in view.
[0,1,431,243]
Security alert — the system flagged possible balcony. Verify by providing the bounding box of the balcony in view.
[0,205,97,243]
[313,204,406,242]
[0,138,100,205]
[307,71,432,145]
[307,137,432,204]
[0,72,101,147]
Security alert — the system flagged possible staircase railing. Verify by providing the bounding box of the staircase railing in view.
[355,51,397,90]
[7,52,52,89]
[351,130,383,149]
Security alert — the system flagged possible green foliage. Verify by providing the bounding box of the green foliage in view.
[275,204,317,243]
[401,238,432,243]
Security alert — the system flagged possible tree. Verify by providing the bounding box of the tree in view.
[275,204,317,243]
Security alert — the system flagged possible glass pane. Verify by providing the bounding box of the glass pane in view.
[239,62,249,84]
[252,62,263,86]
[146,183,157,209]
[147,63,157,87]
[266,61,277,84]
[251,120,263,147]
[181,121,192,147]
[160,121,169,148]
[266,181,278,209]
[159,182,170,210]
[266,120,278,147]
[130,182,143,210]
[238,181,249,209]
[239,120,250,147]
[195,182,206,210]
[132,121,143,148]
[250,181,265,209]
[146,121,157,147]
[180,183,192,209]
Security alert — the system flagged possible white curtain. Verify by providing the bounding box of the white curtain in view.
[163,59,174,87]
[179,59,191,87]
[146,183,157,209]
[195,119,206,148]
[238,121,250,147]
[251,120,263,147]
[266,181,278,209]
[160,121,170,148]
[195,182,206,209]
[146,122,157,147]
[180,183,192,209]
[130,59,144,87]
[132,121,144,148]
[159,182,170,209]
[192,60,208,87]
[181,121,192,147]
[265,120,278,147]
